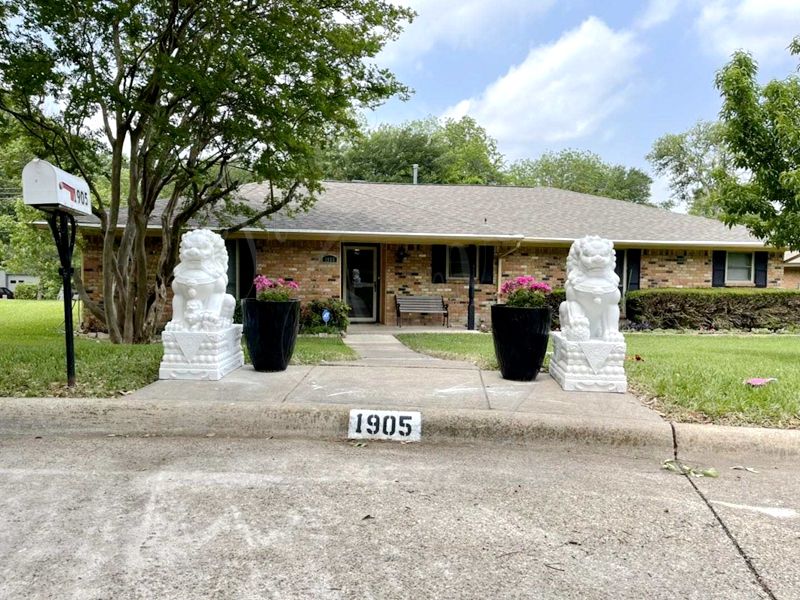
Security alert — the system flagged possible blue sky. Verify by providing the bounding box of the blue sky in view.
[367,0,800,205]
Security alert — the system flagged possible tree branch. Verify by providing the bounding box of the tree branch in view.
[220,180,301,235]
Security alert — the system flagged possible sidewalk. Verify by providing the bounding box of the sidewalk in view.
[2,333,799,456]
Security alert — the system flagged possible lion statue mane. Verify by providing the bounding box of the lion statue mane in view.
[559,236,624,342]
[166,229,235,332]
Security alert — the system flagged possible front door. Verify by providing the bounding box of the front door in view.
[343,245,378,322]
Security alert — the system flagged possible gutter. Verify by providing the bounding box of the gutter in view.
[66,221,775,250]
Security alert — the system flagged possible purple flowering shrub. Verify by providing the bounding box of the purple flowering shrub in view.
[499,276,552,308]
[254,275,299,302]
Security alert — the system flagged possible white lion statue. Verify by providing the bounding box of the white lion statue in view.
[165,229,235,332]
[559,236,624,342]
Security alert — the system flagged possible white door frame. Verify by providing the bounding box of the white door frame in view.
[342,244,378,323]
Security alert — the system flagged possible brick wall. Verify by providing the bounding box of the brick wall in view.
[499,246,568,287]
[384,245,572,328]
[252,239,341,302]
[783,267,800,289]
[81,232,788,332]
[640,249,784,288]
[382,244,497,328]
[640,249,712,288]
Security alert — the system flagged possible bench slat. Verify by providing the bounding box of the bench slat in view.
[395,295,449,327]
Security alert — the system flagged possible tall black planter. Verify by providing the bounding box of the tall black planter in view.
[241,299,300,372]
[491,304,551,381]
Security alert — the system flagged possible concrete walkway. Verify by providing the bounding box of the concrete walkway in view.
[340,333,478,369]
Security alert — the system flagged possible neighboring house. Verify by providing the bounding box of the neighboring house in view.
[78,182,782,329]
[0,269,40,292]
[784,252,800,289]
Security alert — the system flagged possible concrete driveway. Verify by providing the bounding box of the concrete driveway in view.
[2,435,797,599]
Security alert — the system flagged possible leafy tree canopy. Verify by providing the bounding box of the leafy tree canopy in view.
[505,149,654,206]
[0,118,61,293]
[715,39,800,249]
[323,116,505,184]
[647,120,734,218]
[0,0,412,342]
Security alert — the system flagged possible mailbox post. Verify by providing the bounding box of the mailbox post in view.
[22,159,92,387]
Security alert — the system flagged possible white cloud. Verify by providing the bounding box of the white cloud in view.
[379,0,554,67]
[696,0,800,62]
[635,0,681,30]
[442,17,642,150]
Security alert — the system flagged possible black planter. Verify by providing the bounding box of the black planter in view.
[491,304,551,381]
[241,299,300,372]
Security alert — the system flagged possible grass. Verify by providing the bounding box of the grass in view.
[291,336,357,364]
[396,331,800,428]
[396,332,500,370]
[0,300,162,397]
[0,301,355,397]
[625,333,800,428]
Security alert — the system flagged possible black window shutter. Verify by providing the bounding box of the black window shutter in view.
[614,249,624,288]
[712,250,726,287]
[478,246,494,284]
[238,239,257,298]
[627,249,641,291]
[754,251,769,288]
[432,245,447,283]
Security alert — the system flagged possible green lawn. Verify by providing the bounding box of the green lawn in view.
[396,332,800,428]
[291,336,357,364]
[625,333,800,428]
[0,301,355,397]
[396,332,501,370]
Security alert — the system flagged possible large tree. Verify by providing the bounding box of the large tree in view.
[0,0,412,343]
[0,118,63,295]
[714,39,800,249]
[324,116,505,184]
[647,120,734,218]
[505,149,654,205]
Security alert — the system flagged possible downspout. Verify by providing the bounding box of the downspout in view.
[497,240,522,298]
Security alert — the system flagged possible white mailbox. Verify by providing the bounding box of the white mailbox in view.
[22,158,92,217]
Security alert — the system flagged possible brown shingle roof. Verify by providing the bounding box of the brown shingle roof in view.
[233,181,767,247]
[78,180,770,248]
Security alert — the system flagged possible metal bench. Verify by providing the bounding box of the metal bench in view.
[395,295,449,327]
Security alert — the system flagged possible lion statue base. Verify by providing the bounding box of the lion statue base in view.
[549,236,627,393]
[159,229,243,381]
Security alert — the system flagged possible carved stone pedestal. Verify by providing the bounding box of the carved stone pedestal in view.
[549,332,627,393]
[159,325,244,381]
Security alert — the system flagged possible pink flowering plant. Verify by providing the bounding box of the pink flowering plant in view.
[500,276,552,308]
[254,275,299,302]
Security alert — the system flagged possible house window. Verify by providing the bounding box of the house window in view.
[447,246,477,279]
[726,252,753,283]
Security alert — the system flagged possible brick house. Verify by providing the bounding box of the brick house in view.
[784,253,800,289]
[79,181,783,329]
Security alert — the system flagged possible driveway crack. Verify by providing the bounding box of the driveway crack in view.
[670,422,778,600]
[478,369,491,410]
[281,366,315,403]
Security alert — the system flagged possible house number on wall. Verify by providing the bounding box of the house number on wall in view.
[348,409,421,442]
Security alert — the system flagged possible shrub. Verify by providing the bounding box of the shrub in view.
[625,288,800,331]
[544,288,566,329]
[300,298,350,333]
[12,283,38,299]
